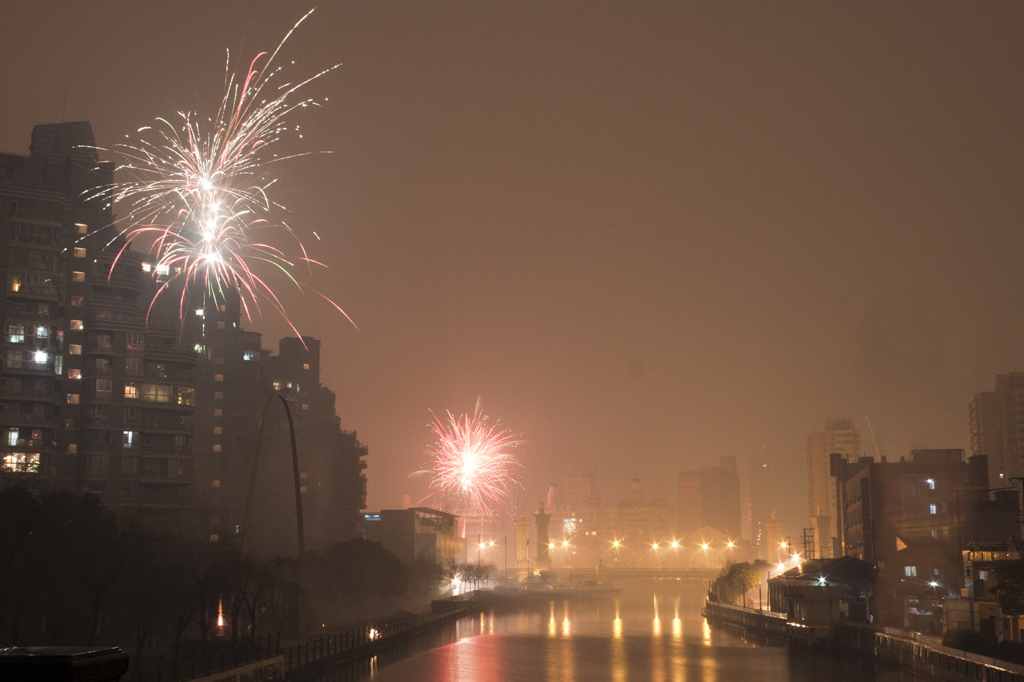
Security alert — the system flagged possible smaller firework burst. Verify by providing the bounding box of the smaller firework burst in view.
[427,398,522,516]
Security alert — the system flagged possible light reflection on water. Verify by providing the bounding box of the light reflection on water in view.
[312,585,923,682]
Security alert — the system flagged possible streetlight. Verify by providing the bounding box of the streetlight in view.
[670,540,680,568]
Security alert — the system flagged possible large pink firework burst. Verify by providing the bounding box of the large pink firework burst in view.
[90,10,353,332]
[427,399,522,516]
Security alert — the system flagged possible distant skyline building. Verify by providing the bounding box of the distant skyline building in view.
[969,372,1024,489]
[807,418,862,557]
[749,447,782,559]
[564,460,594,503]
[676,456,741,540]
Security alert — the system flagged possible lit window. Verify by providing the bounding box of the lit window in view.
[69,344,82,355]
[4,430,17,446]
[905,566,917,577]
[218,305,226,313]
[70,319,84,330]
[273,381,281,390]
[141,263,152,273]
[2,453,40,473]
[75,223,87,234]
[8,275,20,293]
[34,351,48,364]
[124,382,138,400]
[213,444,221,452]
[35,326,48,340]
[214,374,223,382]
[123,431,138,448]
[195,309,204,317]
[68,369,81,379]
[214,391,223,400]
[212,480,221,488]
[302,404,309,411]
[303,363,310,370]
[67,444,77,455]
[7,324,25,343]
[217,322,225,330]
[67,393,80,404]
[72,271,85,282]
[929,504,937,515]
[926,479,935,490]
[155,264,170,276]
[177,386,195,407]
[213,409,222,417]
[73,247,86,258]
[213,426,222,435]
[244,351,259,361]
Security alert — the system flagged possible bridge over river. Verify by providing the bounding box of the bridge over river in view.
[537,566,721,582]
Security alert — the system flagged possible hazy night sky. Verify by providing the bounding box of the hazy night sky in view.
[3,2,1023,534]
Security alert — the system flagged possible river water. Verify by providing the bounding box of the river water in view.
[307,585,927,682]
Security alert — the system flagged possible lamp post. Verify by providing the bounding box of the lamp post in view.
[240,391,308,633]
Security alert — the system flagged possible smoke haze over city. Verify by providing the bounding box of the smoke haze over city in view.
[3,0,1024,537]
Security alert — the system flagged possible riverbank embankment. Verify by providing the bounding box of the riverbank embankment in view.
[705,600,1024,682]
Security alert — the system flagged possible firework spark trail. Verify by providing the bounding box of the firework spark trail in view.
[89,9,354,330]
[425,398,522,517]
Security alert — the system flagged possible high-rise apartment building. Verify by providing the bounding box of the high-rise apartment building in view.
[807,418,861,557]
[182,295,370,553]
[2,122,367,546]
[1,122,198,528]
[969,373,1024,489]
